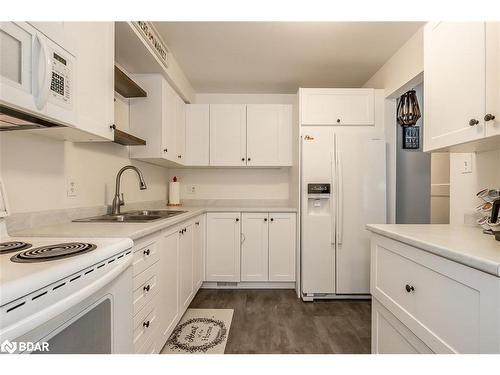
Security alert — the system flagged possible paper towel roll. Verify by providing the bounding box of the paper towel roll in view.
[169,181,180,205]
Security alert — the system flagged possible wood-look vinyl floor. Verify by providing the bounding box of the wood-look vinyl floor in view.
[188,289,371,354]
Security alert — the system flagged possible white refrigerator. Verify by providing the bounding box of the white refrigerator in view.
[301,126,386,299]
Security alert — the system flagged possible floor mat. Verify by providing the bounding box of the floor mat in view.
[161,308,233,354]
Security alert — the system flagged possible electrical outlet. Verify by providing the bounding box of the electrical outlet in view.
[461,154,473,174]
[187,185,196,194]
[67,178,77,197]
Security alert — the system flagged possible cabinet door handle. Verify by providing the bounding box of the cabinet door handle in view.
[469,118,480,126]
[178,155,182,158]
[143,321,150,328]
[270,218,274,222]
[235,218,239,222]
[336,118,341,124]
[264,218,267,222]
[247,157,251,162]
[485,113,496,122]
[195,222,200,225]
[405,284,415,293]
[143,284,151,292]
[143,249,150,256]
[241,157,245,162]
[163,148,168,153]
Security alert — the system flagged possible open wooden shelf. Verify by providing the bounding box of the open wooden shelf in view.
[111,125,146,146]
[114,65,147,98]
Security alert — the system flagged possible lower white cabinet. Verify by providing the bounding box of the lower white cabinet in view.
[206,212,241,282]
[134,214,205,353]
[268,213,296,281]
[179,222,194,311]
[193,216,205,288]
[241,213,269,281]
[371,233,500,354]
[241,212,296,282]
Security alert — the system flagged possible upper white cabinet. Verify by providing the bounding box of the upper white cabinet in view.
[300,88,375,126]
[424,22,500,151]
[70,22,115,141]
[129,74,184,166]
[209,104,247,166]
[486,22,500,138]
[175,95,186,163]
[246,105,292,166]
[205,212,241,282]
[185,104,210,166]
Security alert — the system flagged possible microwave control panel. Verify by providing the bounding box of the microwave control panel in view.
[49,51,72,108]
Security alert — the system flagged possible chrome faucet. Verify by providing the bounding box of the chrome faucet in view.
[111,165,147,215]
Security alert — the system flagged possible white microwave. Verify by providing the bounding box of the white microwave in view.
[0,22,77,129]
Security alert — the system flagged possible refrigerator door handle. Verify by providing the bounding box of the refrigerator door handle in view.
[330,138,336,245]
[337,150,344,245]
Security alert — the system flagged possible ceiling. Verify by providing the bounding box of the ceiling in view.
[153,22,424,94]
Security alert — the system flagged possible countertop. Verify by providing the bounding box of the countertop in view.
[11,202,297,241]
[366,224,500,277]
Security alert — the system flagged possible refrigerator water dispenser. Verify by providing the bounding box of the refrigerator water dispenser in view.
[307,183,331,215]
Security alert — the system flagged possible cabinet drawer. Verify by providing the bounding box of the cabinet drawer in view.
[372,298,433,354]
[371,235,499,353]
[133,295,160,353]
[132,238,160,276]
[133,261,160,315]
[136,332,160,354]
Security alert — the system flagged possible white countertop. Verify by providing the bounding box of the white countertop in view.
[366,224,500,277]
[10,203,297,241]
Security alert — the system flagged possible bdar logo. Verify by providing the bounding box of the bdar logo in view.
[1,340,17,354]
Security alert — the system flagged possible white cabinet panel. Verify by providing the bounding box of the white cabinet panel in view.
[424,22,486,151]
[372,299,433,354]
[206,212,241,282]
[241,213,269,281]
[179,222,194,311]
[158,228,179,345]
[69,22,115,140]
[246,104,292,166]
[175,95,186,163]
[301,89,374,125]
[486,22,500,138]
[209,104,247,166]
[268,213,296,282]
[193,215,205,289]
[163,84,178,161]
[185,104,210,166]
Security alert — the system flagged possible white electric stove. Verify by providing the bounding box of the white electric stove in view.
[0,179,134,354]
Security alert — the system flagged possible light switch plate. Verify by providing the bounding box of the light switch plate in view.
[186,185,196,194]
[461,154,473,174]
[67,178,77,197]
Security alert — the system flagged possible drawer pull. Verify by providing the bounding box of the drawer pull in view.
[143,320,150,328]
[143,284,151,292]
[143,249,150,256]
[405,284,415,293]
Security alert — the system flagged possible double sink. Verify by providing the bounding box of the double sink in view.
[74,210,187,223]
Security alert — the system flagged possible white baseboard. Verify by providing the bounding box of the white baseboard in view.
[201,281,296,289]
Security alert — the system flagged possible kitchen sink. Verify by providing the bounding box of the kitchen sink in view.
[73,210,187,223]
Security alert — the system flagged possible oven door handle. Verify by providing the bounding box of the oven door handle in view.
[0,260,131,342]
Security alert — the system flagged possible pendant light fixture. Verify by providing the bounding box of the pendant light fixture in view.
[397,90,421,126]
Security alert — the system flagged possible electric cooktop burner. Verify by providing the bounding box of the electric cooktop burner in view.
[0,241,32,254]
[11,242,97,263]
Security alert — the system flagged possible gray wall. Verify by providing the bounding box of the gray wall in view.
[396,83,431,224]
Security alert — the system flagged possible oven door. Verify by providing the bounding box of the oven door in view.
[14,266,133,354]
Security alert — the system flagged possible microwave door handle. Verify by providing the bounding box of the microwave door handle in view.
[33,33,51,110]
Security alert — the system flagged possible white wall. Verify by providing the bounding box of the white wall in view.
[449,150,500,224]
[0,95,169,214]
[165,93,296,202]
[363,27,424,99]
